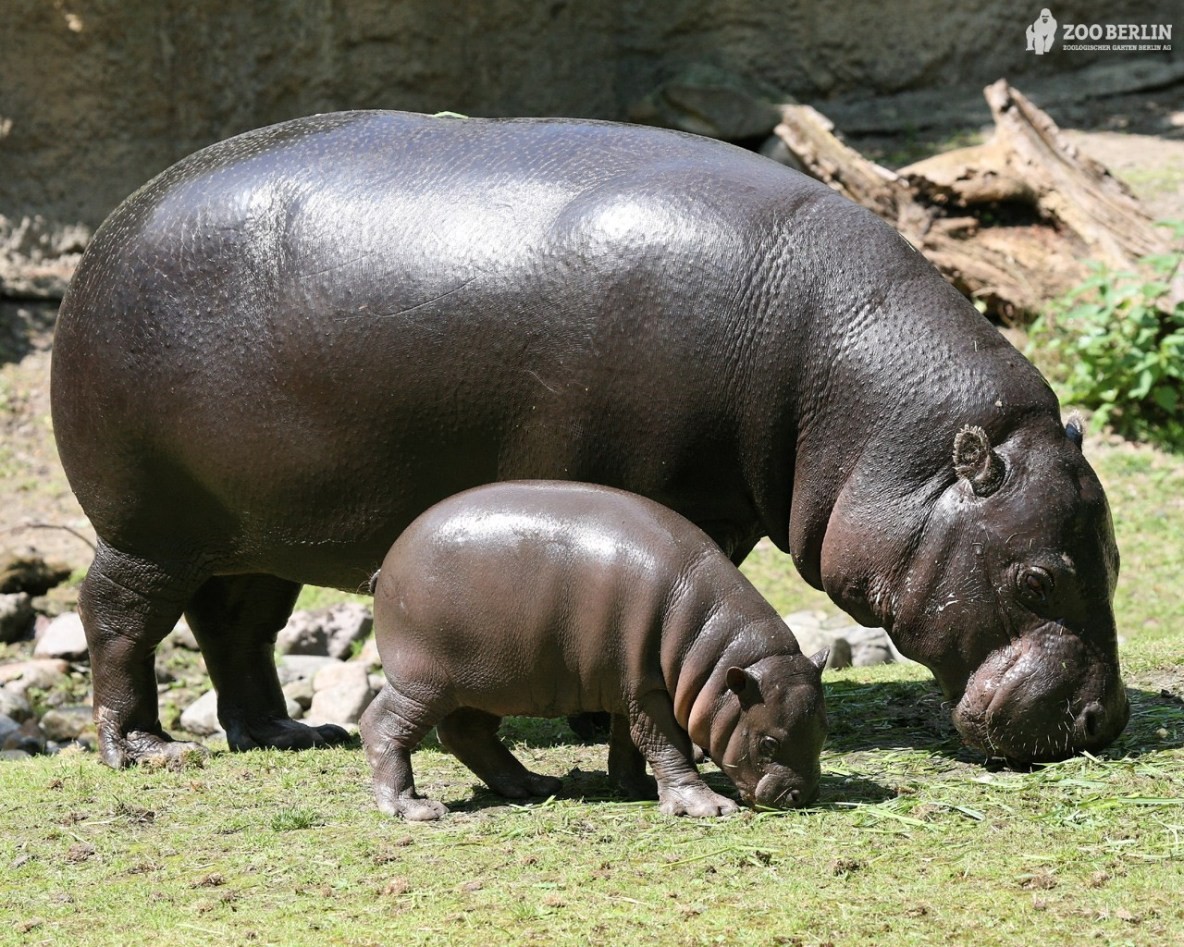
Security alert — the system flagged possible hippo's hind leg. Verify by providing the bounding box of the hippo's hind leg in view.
[608,713,657,800]
[184,574,350,752]
[359,682,449,821]
[436,708,562,800]
[79,541,207,768]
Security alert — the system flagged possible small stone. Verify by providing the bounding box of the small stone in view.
[0,686,32,722]
[276,655,338,686]
[33,612,88,661]
[4,718,46,755]
[278,603,373,660]
[783,610,829,630]
[0,551,72,596]
[0,658,69,697]
[313,660,368,693]
[0,749,32,761]
[355,635,381,670]
[39,705,93,742]
[281,677,314,711]
[845,626,900,667]
[308,662,374,728]
[169,619,200,651]
[0,592,35,644]
[180,690,222,737]
[0,713,20,744]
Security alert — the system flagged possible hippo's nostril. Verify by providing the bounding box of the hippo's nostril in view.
[786,788,801,806]
[1078,701,1105,740]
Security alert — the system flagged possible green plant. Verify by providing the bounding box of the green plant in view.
[1029,225,1184,451]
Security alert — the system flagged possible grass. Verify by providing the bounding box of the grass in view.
[1,438,1181,946]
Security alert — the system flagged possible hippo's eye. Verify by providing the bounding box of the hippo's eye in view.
[1017,566,1054,605]
[758,736,781,759]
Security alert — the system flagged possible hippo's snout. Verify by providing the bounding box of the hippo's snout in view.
[953,626,1128,764]
[752,771,818,809]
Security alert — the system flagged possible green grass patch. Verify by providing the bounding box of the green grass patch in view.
[2,659,1182,946]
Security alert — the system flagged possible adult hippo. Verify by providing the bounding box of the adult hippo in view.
[51,110,1127,768]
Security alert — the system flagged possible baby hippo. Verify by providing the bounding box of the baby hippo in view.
[359,481,828,820]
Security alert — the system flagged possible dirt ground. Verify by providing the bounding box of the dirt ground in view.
[1,89,1182,576]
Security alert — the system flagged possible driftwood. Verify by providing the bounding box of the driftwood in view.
[772,79,1168,324]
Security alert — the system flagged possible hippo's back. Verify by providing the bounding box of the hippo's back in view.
[51,110,839,589]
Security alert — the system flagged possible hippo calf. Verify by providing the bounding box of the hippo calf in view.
[360,482,828,820]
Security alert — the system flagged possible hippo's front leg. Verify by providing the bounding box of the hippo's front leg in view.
[359,682,449,821]
[629,693,740,818]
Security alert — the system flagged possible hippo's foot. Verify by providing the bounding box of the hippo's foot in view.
[225,718,352,752]
[378,793,450,822]
[99,724,209,770]
[485,771,563,800]
[615,772,658,801]
[658,784,740,818]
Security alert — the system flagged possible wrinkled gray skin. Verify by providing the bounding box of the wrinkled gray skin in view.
[51,110,1127,769]
[361,481,828,820]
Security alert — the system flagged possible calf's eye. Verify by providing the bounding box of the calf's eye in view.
[1017,566,1054,604]
[759,736,780,758]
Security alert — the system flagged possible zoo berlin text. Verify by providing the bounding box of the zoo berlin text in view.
[1061,21,1171,52]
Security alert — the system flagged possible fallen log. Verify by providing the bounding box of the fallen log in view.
[772,79,1169,324]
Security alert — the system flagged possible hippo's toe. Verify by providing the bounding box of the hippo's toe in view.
[658,784,740,818]
[226,719,353,752]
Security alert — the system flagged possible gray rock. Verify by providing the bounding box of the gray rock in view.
[783,611,906,669]
[355,635,381,670]
[276,654,338,686]
[4,718,46,754]
[278,603,374,660]
[180,690,222,737]
[33,612,88,661]
[0,687,32,722]
[308,662,374,728]
[0,658,69,697]
[0,592,35,643]
[0,749,32,762]
[629,63,786,141]
[845,626,899,667]
[168,618,200,651]
[39,705,93,741]
[0,550,72,596]
[0,713,19,744]
[282,677,314,711]
[313,660,369,693]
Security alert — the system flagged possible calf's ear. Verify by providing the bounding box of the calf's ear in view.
[808,648,830,672]
[726,666,762,708]
[953,425,1005,497]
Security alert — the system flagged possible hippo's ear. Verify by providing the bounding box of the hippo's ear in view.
[953,425,1005,497]
[808,648,830,672]
[1065,412,1084,449]
[726,666,761,708]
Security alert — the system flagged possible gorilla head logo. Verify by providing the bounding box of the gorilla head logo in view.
[1026,8,1058,54]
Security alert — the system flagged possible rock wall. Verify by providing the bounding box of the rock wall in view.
[0,0,1178,250]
